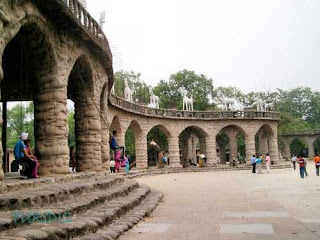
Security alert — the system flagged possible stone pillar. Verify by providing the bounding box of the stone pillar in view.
[117,132,125,147]
[136,133,148,169]
[186,136,193,161]
[74,95,102,172]
[34,82,70,175]
[206,134,217,165]
[199,136,206,154]
[101,122,109,170]
[307,139,315,160]
[225,129,238,163]
[259,134,269,156]
[283,139,291,160]
[0,109,4,181]
[168,136,181,168]
[245,133,256,164]
[269,132,279,164]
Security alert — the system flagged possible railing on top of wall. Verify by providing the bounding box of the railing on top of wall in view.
[109,94,281,120]
[62,0,108,48]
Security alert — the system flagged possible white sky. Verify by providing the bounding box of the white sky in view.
[86,0,320,93]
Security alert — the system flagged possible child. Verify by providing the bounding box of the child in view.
[110,159,115,173]
[125,157,130,175]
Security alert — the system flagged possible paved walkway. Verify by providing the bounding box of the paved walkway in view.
[119,163,320,240]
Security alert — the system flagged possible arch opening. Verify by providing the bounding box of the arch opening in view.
[67,55,99,172]
[255,124,274,158]
[216,125,246,165]
[1,21,56,174]
[178,126,207,167]
[147,125,170,167]
[290,138,308,158]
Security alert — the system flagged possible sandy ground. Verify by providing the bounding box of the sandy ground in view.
[119,163,320,240]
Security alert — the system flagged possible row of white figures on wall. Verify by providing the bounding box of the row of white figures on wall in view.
[217,93,276,111]
[111,82,275,112]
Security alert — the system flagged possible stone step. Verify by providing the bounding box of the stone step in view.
[3,172,105,194]
[0,175,124,211]
[0,185,152,240]
[74,189,164,240]
[0,180,139,232]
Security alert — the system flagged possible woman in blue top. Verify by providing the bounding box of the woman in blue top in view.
[255,154,263,174]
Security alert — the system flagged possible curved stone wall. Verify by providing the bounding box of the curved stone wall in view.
[0,0,281,177]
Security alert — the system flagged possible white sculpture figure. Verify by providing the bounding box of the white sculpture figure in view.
[124,80,133,102]
[182,91,194,111]
[265,100,276,111]
[111,83,115,94]
[234,100,245,111]
[255,97,265,111]
[149,88,160,109]
[218,92,236,110]
[99,12,106,28]
[79,0,87,8]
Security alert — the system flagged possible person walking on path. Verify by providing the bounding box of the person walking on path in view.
[251,154,256,173]
[292,155,297,170]
[298,156,306,179]
[314,155,320,176]
[265,153,271,173]
[256,155,262,174]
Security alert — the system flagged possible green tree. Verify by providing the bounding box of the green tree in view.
[114,70,150,103]
[6,102,34,149]
[154,70,214,110]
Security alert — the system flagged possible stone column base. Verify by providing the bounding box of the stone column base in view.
[170,163,182,168]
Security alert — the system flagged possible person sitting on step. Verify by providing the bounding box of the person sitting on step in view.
[13,133,37,179]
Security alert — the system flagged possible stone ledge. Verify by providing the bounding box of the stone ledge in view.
[0,175,124,211]
[125,163,292,179]
[0,180,139,232]
[0,184,152,239]
[73,189,164,240]
[2,171,110,194]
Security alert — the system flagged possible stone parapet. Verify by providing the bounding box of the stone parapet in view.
[109,94,280,121]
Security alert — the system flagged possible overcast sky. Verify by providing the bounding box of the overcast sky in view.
[86,0,320,93]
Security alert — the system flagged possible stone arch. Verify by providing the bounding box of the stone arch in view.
[1,17,73,175]
[147,124,173,139]
[109,115,123,136]
[255,124,274,157]
[216,124,247,164]
[289,137,309,158]
[100,82,108,113]
[178,125,208,166]
[147,124,171,167]
[1,13,57,83]
[67,54,102,172]
[100,82,109,169]
[315,136,320,156]
[125,119,147,168]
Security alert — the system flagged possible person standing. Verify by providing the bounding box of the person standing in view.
[265,153,271,173]
[298,156,305,179]
[251,154,256,173]
[256,155,263,174]
[314,155,320,176]
[125,156,130,175]
[292,155,297,170]
[110,159,115,173]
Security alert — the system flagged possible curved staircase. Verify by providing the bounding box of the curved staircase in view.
[0,174,163,240]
